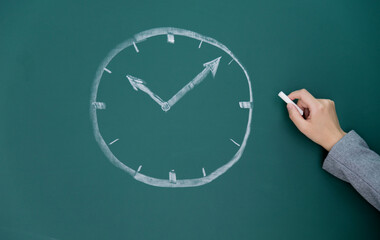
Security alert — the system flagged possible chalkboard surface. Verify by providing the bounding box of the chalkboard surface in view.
[1,0,379,239]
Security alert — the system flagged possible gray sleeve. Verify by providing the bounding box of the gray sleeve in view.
[323,130,380,211]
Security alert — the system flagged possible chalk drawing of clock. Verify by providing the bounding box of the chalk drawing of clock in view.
[90,27,253,187]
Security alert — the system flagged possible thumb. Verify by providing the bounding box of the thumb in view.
[287,103,307,132]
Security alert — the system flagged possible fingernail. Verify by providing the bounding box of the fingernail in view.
[287,104,292,110]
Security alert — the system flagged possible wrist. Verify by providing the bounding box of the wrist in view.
[323,129,346,151]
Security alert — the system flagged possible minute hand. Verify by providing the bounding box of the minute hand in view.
[167,56,221,108]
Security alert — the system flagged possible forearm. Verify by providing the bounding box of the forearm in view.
[323,130,380,211]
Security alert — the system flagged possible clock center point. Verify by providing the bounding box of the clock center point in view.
[161,102,171,112]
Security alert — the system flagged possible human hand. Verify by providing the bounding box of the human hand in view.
[286,89,346,151]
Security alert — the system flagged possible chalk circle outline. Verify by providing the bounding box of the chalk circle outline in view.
[90,27,253,188]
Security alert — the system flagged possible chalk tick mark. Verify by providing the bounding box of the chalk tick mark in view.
[167,34,175,43]
[133,42,139,53]
[202,168,206,177]
[93,102,106,110]
[230,138,241,147]
[109,138,119,145]
[239,101,253,109]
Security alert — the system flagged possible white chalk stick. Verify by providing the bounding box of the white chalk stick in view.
[278,91,303,115]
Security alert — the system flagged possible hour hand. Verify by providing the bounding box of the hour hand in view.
[127,75,170,111]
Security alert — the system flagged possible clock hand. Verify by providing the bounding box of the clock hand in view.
[126,75,170,111]
[126,56,221,112]
[167,56,221,108]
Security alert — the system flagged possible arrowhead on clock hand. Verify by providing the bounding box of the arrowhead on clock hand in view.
[203,56,222,78]
[126,75,146,91]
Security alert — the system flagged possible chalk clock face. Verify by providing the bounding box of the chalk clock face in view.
[90,27,253,187]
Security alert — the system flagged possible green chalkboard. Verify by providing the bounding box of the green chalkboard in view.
[1,0,379,239]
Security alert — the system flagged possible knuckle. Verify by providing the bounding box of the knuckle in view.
[317,102,324,110]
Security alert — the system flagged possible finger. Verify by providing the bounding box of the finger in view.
[288,89,318,110]
[296,99,308,110]
[287,103,309,133]
[296,100,311,119]
[304,108,310,119]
